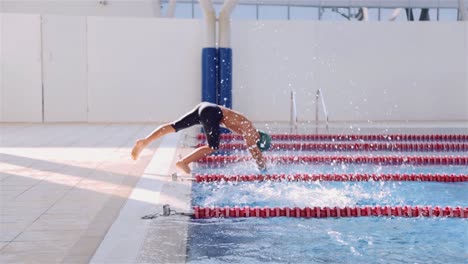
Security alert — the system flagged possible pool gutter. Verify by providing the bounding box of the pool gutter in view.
[90,133,192,263]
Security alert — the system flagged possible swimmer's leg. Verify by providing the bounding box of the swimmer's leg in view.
[132,104,202,160]
[131,123,175,160]
[176,145,215,174]
[174,104,223,173]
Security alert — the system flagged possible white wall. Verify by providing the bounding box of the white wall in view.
[466,22,468,119]
[0,13,3,121]
[2,14,42,122]
[0,14,467,123]
[314,22,466,122]
[232,21,318,121]
[2,0,160,17]
[42,15,88,122]
[232,21,467,122]
[87,17,202,122]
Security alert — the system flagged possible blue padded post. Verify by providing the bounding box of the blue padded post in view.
[218,48,232,134]
[201,47,218,103]
[218,47,232,108]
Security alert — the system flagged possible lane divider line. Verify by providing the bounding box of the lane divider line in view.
[200,142,468,152]
[193,206,468,219]
[198,155,468,165]
[198,133,468,142]
[193,173,468,183]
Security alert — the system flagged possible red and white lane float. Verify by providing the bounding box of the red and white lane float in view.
[194,173,468,183]
[198,155,468,165]
[200,142,468,152]
[193,206,468,219]
[198,133,468,142]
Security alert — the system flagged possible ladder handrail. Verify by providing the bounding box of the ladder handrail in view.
[290,90,298,133]
[315,88,329,134]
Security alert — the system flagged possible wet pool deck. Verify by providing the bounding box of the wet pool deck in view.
[0,122,466,263]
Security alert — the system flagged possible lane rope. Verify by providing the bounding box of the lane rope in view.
[198,133,468,142]
[199,142,468,152]
[198,155,468,165]
[193,206,468,219]
[193,173,468,183]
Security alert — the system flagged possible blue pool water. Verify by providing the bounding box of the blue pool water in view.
[197,163,468,175]
[192,181,467,208]
[188,217,466,264]
[188,161,467,263]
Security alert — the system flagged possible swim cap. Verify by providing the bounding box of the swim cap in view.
[256,130,271,152]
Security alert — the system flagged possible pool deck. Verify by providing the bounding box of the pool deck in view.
[0,122,466,263]
[0,123,193,264]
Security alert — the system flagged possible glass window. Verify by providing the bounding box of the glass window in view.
[193,3,222,19]
[425,8,438,21]
[399,8,437,21]
[379,8,408,22]
[290,6,319,20]
[160,2,169,16]
[346,7,376,21]
[316,7,379,21]
[258,5,288,20]
[366,8,380,21]
[174,2,193,19]
[438,8,459,21]
[231,4,257,20]
[319,7,352,21]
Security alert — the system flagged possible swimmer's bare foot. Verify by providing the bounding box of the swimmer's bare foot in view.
[176,161,191,174]
[131,139,147,160]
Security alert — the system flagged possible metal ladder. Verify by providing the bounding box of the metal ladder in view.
[315,88,329,134]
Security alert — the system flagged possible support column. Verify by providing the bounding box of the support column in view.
[218,0,237,108]
[199,0,217,103]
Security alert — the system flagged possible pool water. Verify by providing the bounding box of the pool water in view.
[192,180,467,208]
[188,161,467,263]
[196,163,468,175]
[188,217,466,264]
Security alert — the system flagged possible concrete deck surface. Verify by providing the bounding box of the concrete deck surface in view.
[0,124,173,263]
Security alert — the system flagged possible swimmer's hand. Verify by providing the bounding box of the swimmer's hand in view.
[258,165,267,173]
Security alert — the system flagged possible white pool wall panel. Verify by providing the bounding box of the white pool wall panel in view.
[232,21,466,122]
[42,15,88,122]
[1,14,43,122]
[86,17,202,122]
[1,15,466,123]
[0,13,3,122]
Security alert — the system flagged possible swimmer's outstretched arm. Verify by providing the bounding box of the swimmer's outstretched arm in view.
[131,123,175,160]
[248,146,267,171]
[242,129,267,171]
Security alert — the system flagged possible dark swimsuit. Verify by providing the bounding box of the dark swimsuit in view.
[171,102,223,149]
